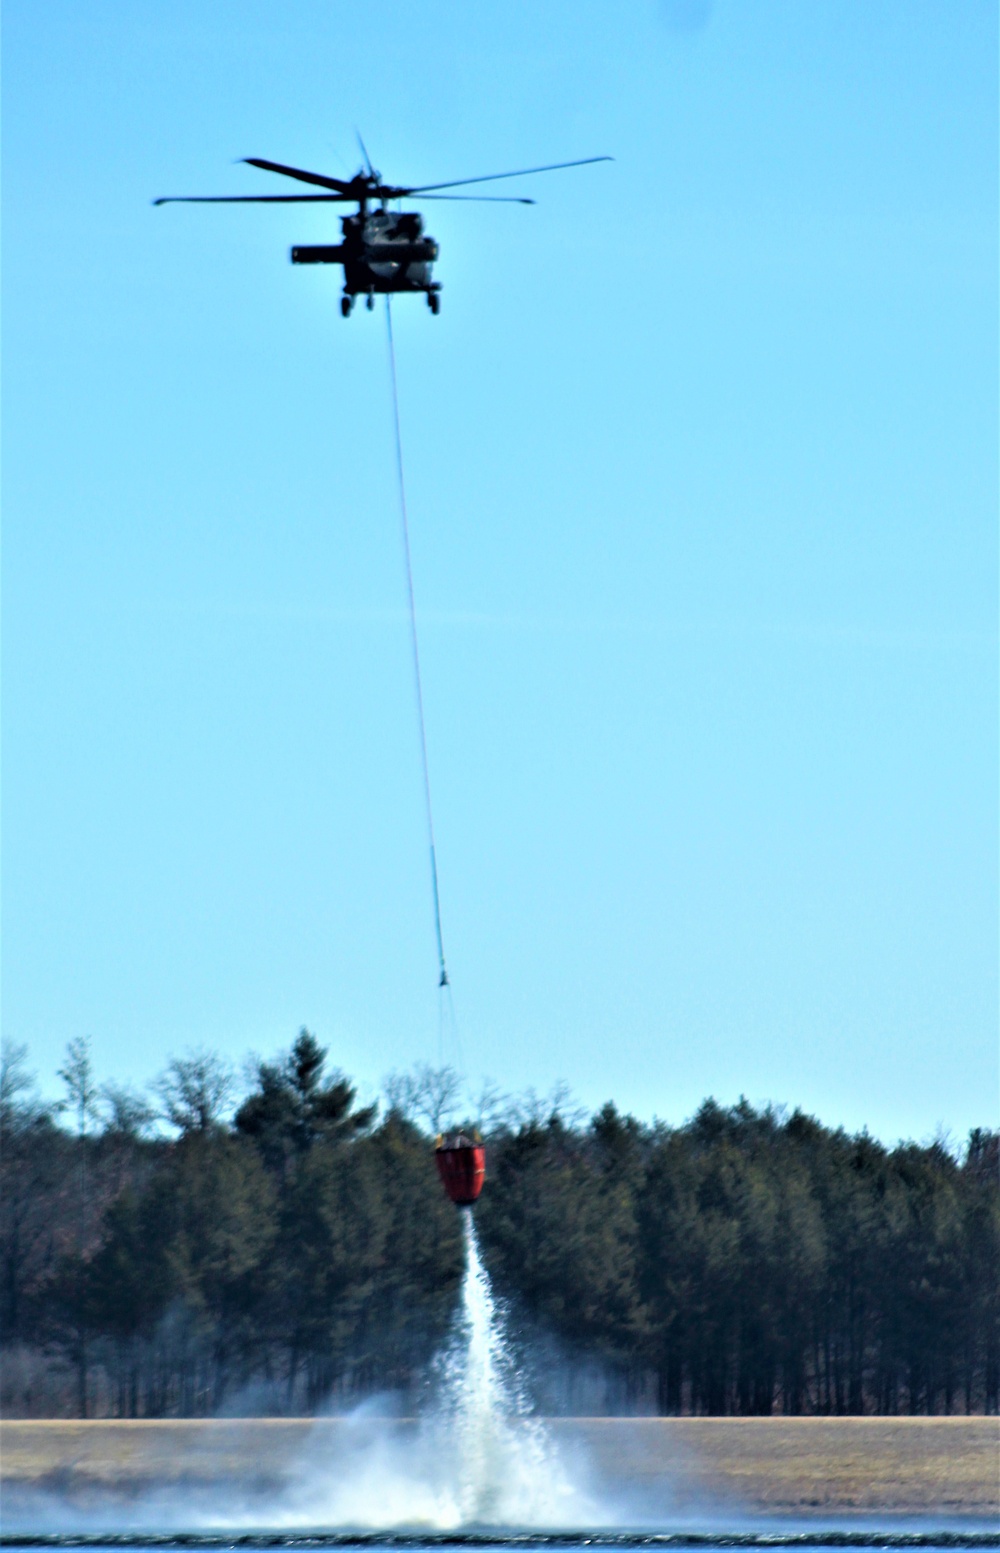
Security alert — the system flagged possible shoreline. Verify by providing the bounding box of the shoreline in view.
[1,1417,997,1520]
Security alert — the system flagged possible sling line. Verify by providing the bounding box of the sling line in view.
[385,297,449,989]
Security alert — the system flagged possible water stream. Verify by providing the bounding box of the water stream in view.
[284,1209,593,1529]
[429,1209,577,1525]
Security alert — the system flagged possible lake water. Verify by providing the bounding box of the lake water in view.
[1,1533,999,1548]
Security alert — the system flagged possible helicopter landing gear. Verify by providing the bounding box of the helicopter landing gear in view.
[366,290,375,311]
[427,291,440,315]
[340,294,354,317]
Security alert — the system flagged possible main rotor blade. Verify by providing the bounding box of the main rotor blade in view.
[153,191,531,207]
[242,157,353,193]
[355,131,375,179]
[414,193,535,204]
[402,155,613,195]
[153,194,350,205]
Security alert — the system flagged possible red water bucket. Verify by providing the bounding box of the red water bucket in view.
[435,1135,486,1206]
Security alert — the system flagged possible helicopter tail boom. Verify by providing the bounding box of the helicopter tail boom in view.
[290,245,347,264]
[291,239,440,266]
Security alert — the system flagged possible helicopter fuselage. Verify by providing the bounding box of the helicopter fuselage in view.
[292,208,441,314]
[155,151,611,316]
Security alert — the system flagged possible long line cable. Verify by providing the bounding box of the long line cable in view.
[385,297,449,990]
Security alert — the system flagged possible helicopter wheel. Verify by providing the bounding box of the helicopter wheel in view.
[427,292,440,315]
[366,291,375,311]
[340,294,354,317]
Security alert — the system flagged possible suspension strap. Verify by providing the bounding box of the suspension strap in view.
[385,298,449,989]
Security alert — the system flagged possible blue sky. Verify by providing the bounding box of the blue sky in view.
[3,0,997,1141]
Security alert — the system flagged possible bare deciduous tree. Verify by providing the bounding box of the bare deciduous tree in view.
[155,1050,234,1133]
[57,1037,101,1139]
[383,1063,463,1132]
[100,1082,157,1139]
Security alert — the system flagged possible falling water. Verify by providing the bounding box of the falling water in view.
[279,1208,595,1530]
[433,1209,572,1524]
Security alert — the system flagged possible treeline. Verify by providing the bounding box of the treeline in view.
[1,1035,997,1417]
[482,1102,998,1416]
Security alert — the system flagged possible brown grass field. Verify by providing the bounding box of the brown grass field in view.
[1,1416,997,1518]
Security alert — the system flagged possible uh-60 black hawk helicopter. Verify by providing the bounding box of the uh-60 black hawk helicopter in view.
[154,148,611,315]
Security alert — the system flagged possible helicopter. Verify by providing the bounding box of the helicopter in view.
[154,148,612,315]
